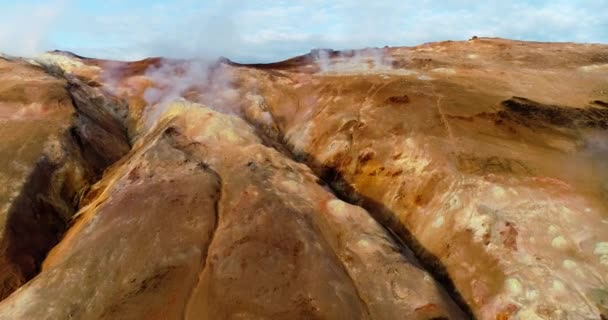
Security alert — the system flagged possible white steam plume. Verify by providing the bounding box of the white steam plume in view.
[313,47,397,74]
[98,0,244,130]
[139,59,240,128]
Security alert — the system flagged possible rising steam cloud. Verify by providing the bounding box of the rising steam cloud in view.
[122,0,243,128]
[313,47,401,75]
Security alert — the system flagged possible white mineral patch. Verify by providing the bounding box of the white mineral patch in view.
[316,50,418,76]
[286,122,313,153]
[405,137,416,149]
[526,289,539,300]
[446,195,462,210]
[35,52,99,74]
[357,238,371,249]
[415,47,435,52]
[281,180,300,193]
[327,199,350,218]
[43,137,64,162]
[260,112,273,125]
[578,64,608,72]
[245,92,265,108]
[169,101,258,145]
[594,242,608,255]
[393,155,430,175]
[548,225,559,234]
[431,68,457,75]
[562,260,577,270]
[595,242,608,266]
[506,278,523,295]
[8,102,42,120]
[320,61,417,76]
[521,253,536,265]
[552,280,566,292]
[517,308,545,320]
[551,236,568,249]
[317,139,349,163]
[432,216,445,228]
[491,186,506,198]
[469,211,491,242]
[423,274,432,282]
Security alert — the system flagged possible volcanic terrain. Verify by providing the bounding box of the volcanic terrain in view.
[0,38,607,319]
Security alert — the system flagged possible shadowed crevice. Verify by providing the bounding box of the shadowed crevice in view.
[302,157,475,319]
[239,112,474,319]
[163,126,226,317]
[0,74,132,302]
[0,158,66,300]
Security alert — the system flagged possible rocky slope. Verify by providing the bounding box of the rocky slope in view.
[0,102,464,319]
[0,56,129,300]
[0,38,607,319]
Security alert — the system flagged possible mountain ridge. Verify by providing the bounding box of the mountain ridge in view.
[0,38,606,319]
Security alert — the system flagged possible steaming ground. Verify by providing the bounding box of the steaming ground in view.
[103,47,406,131]
[2,38,608,319]
[99,58,241,130]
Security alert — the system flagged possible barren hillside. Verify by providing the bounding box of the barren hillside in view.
[0,38,607,319]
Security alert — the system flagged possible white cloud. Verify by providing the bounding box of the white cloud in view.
[0,0,67,57]
[0,0,606,62]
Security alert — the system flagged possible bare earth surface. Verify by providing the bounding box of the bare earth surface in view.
[0,38,607,319]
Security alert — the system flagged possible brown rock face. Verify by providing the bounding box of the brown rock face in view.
[0,57,129,300]
[228,39,608,319]
[0,38,607,319]
[0,103,464,319]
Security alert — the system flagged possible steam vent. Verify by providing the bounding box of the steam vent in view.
[0,38,607,319]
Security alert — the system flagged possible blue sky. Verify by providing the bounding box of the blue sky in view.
[1,0,607,62]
